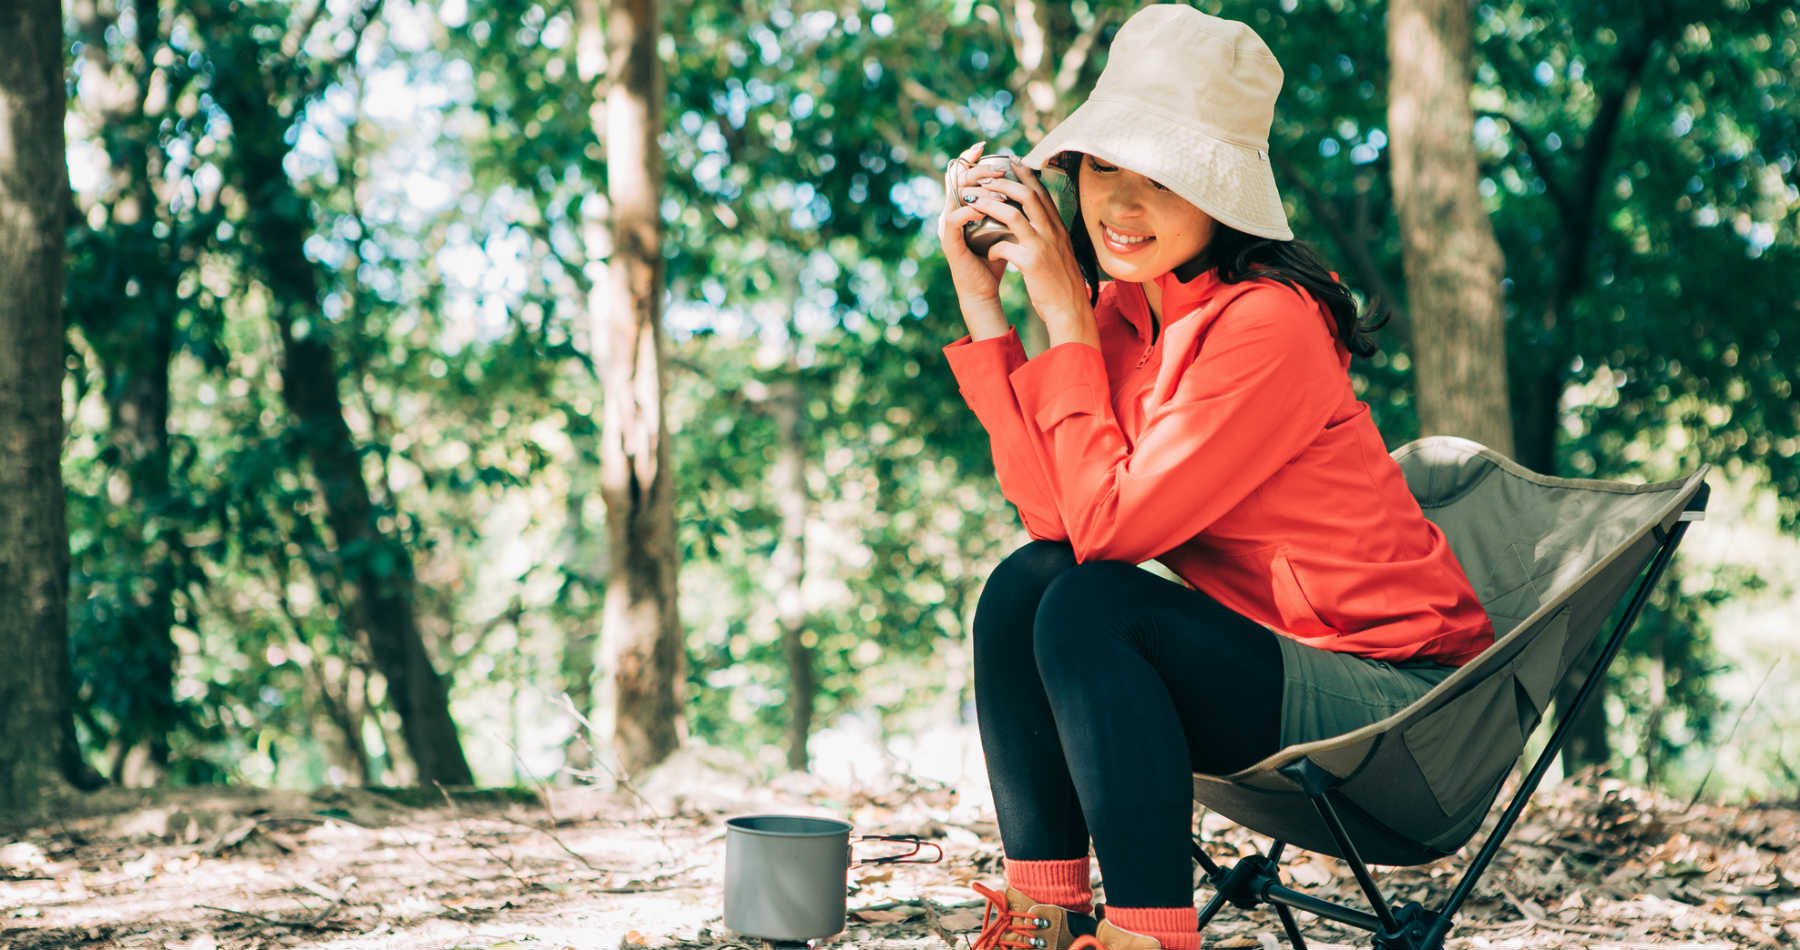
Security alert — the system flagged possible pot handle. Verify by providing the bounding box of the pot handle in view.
[853,834,943,865]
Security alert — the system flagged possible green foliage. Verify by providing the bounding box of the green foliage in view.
[55,0,1798,792]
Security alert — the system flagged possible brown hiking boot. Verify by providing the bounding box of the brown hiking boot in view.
[1068,919,1175,949]
[970,882,1100,949]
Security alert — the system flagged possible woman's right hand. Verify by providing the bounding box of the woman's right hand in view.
[938,142,1011,339]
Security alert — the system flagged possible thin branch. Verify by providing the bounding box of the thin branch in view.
[200,881,352,930]
[433,782,540,892]
[1005,0,1055,135]
[490,733,612,874]
[520,219,593,296]
[1052,10,1113,100]
[1551,33,1661,309]
[1496,885,1629,939]
[491,812,612,873]
[294,0,389,106]
[1274,154,1410,339]
[871,119,951,181]
[450,596,526,664]
[592,864,707,894]
[282,0,332,63]
[555,695,664,829]
[1685,658,1779,811]
[899,76,972,124]
[1478,109,1576,225]
[890,75,988,171]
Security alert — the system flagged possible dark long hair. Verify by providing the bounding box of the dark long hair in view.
[1051,153,1388,358]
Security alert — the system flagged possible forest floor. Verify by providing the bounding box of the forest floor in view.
[2,747,1797,950]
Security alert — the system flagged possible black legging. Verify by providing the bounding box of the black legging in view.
[973,540,1286,909]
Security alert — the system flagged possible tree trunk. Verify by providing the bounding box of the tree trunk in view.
[771,324,815,772]
[0,0,102,811]
[67,0,182,787]
[558,484,601,776]
[199,26,475,787]
[594,0,685,774]
[1387,0,1515,456]
[1004,0,1107,357]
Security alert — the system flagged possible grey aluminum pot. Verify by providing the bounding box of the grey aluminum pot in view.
[723,815,942,943]
[723,815,854,942]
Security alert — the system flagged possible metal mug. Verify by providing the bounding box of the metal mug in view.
[960,152,1026,257]
[722,814,943,944]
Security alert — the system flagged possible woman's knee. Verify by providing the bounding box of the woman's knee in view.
[1032,560,1144,666]
[993,540,1079,592]
[972,541,1078,654]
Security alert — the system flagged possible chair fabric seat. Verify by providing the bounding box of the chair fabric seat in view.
[1192,436,1709,865]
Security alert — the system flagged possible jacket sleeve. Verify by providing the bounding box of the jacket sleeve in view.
[1006,287,1344,563]
[943,329,1070,541]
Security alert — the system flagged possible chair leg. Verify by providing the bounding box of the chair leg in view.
[1191,837,1224,878]
[1195,889,1230,929]
[1192,832,1401,946]
[1273,903,1308,950]
[1278,759,1402,937]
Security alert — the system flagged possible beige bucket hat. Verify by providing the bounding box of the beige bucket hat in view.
[1023,4,1293,241]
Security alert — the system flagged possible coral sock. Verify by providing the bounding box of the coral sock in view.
[1003,857,1093,914]
[1104,905,1201,949]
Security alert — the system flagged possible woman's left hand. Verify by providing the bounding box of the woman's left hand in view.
[966,160,1098,347]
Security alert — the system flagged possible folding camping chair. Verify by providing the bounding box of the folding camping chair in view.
[1186,436,1710,950]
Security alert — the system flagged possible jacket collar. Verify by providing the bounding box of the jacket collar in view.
[1119,264,1221,340]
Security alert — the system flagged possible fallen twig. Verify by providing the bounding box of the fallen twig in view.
[849,898,984,913]
[199,880,351,930]
[392,827,486,884]
[493,812,616,871]
[1497,885,1629,938]
[488,741,613,873]
[594,863,707,894]
[920,897,958,948]
[435,783,540,892]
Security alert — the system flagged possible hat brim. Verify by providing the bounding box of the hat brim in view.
[1023,97,1294,242]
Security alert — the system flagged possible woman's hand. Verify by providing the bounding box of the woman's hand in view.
[938,143,1011,340]
[966,159,1098,348]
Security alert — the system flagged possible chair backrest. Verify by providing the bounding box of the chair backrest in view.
[1397,437,1693,642]
[1193,437,1707,864]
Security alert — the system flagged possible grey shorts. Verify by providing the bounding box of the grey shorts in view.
[1275,635,1459,746]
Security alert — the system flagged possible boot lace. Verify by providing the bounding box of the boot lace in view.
[971,882,1052,948]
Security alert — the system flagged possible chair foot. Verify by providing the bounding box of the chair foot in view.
[1214,853,1281,909]
[1372,901,1448,950]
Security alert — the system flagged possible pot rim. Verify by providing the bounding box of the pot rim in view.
[725,814,854,837]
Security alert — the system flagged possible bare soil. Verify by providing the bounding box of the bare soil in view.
[2,753,1795,950]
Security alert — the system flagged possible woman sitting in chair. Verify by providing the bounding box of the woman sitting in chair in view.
[936,7,1495,949]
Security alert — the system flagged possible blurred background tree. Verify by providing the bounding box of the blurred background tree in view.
[0,0,101,813]
[11,0,1794,805]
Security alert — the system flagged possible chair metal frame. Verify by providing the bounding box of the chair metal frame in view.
[1188,485,1709,950]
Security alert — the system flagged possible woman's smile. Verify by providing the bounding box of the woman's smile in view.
[1101,222,1155,253]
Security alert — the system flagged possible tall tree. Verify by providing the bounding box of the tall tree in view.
[191,0,475,786]
[64,0,187,786]
[1387,0,1516,455]
[0,0,102,811]
[587,0,685,772]
[769,296,814,772]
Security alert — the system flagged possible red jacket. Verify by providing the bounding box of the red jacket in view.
[944,269,1493,665]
